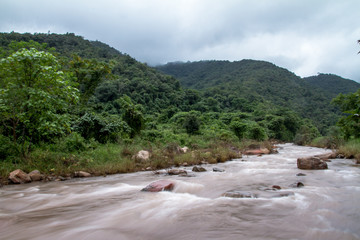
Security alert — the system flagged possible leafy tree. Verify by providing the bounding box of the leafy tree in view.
[332,89,360,139]
[0,48,78,147]
[247,122,267,141]
[183,111,201,135]
[230,121,248,140]
[294,121,320,145]
[69,55,112,103]
[117,95,144,138]
[74,112,130,143]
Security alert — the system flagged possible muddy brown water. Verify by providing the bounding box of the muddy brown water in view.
[0,144,359,240]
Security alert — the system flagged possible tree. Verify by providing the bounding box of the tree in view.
[183,111,201,135]
[230,121,248,140]
[116,95,144,138]
[69,55,112,103]
[0,48,79,147]
[332,89,360,139]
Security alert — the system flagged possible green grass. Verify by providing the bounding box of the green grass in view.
[1,138,273,185]
[337,139,360,162]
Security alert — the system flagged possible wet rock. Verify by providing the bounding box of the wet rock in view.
[223,190,257,198]
[314,152,337,162]
[289,182,304,188]
[141,179,175,192]
[167,168,187,175]
[74,171,91,177]
[272,185,281,190]
[297,156,328,170]
[268,191,295,198]
[29,170,44,181]
[179,173,196,177]
[9,169,31,184]
[56,176,66,181]
[243,148,270,155]
[296,173,306,176]
[192,166,206,172]
[213,167,225,172]
[223,189,294,199]
[145,167,152,171]
[133,150,151,162]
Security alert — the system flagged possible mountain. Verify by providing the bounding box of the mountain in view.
[156,60,358,133]
[0,32,186,113]
[303,73,360,98]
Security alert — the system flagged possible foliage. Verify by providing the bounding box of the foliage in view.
[1,32,357,183]
[332,89,360,139]
[156,60,357,133]
[74,112,130,143]
[294,122,321,145]
[0,48,79,146]
[230,121,248,140]
[337,138,360,161]
[183,111,201,135]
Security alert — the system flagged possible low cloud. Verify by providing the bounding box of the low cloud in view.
[1,0,359,81]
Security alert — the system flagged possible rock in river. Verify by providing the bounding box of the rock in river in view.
[192,166,207,172]
[9,169,31,184]
[213,167,225,172]
[167,169,187,175]
[297,156,328,170]
[74,171,91,177]
[29,170,44,181]
[141,180,175,192]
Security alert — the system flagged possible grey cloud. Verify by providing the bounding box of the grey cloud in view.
[0,0,359,81]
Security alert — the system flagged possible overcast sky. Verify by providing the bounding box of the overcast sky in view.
[1,0,359,81]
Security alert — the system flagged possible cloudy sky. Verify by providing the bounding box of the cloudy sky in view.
[1,0,360,81]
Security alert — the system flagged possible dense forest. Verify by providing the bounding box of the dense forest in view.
[0,32,359,183]
[156,61,360,133]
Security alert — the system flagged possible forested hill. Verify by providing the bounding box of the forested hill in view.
[156,60,358,132]
[0,32,187,113]
[0,32,123,59]
[303,73,360,98]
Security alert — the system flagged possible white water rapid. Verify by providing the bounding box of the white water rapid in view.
[0,144,359,240]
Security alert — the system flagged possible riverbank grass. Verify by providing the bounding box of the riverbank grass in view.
[2,139,269,185]
[337,139,360,162]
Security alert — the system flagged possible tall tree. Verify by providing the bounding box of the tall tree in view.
[0,48,79,146]
[332,89,360,139]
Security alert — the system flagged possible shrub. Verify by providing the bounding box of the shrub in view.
[0,135,18,160]
[183,111,201,135]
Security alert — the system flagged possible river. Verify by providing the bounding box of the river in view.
[0,144,359,240]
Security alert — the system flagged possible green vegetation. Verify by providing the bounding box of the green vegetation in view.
[0,32,359,184]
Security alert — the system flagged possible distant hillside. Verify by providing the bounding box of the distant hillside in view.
[0,32,123,60]
[156,60,347,133]
[0,32,186,112]
[303,73,360,98]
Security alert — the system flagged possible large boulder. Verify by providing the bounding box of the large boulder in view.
[29,170,44,181]
[297,156,328,170]
[133,150,151,162]
[141,179,175,192]
[9,169,31,184]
